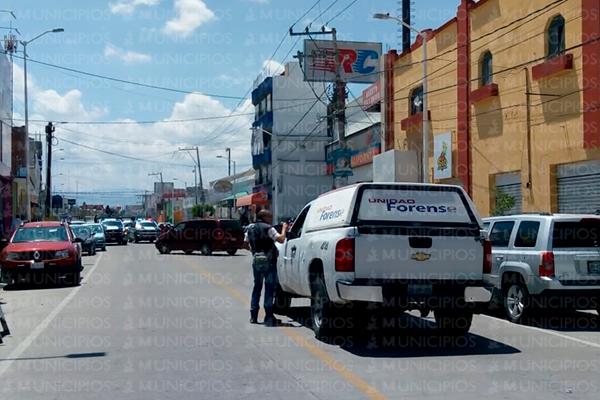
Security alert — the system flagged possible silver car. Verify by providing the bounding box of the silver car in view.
[484,213,600,323]
[86,223,107,251]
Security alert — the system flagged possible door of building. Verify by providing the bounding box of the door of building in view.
[557,160,600,214]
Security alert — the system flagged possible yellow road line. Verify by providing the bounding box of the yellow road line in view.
[282,327,388,400]
[184,258,388,400]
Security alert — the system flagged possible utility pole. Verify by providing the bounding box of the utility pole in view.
[290,26,347,188]
[192,167,198,206]
[148,172,163,219]
[21,28,64,220]
[179,147,205,204]
[23,42,31,220]
[45,122,55,219]
[226,147,231,176]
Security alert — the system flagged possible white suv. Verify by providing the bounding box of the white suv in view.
[483,214,600,323]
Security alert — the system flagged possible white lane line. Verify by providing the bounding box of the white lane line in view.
[481,314,600,350]
[0,253,104,378]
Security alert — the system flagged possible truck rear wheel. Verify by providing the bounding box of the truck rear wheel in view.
[310,275,340,341]
[434,309,473,336]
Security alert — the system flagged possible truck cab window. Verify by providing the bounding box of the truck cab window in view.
[288,207,310,239]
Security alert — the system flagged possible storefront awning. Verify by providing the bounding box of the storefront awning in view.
[236,192,268,207]
[220,191,248,202]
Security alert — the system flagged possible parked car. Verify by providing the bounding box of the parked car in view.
[101,219,127,245]
[275,183,493,340]
[134,221,159,243]
[69,220,86,225]
[0,221,83,286]
[71,225,97,256]
[484,214,600,323]
[87,223,106,251]
[155,219,244,255]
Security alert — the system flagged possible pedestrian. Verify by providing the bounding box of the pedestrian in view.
[239,207,250,228]
[244,209,288,326]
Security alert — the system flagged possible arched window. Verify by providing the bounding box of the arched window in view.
[410,85,423,115]
[547,15,565,58]
[480,51,493,86]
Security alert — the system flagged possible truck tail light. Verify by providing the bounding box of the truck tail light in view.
[539,251,555,277]
[335,238,355,272]
[483,239,492,274]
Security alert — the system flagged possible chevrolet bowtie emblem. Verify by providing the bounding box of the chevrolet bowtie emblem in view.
[411,252,431,262]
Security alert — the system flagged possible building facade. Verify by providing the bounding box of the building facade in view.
[388,0,600,216]
[251,62,332,222]
[12,127,43,221]
[0,52,12,234]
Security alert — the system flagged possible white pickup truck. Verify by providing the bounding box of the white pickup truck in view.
[275,183,492,340]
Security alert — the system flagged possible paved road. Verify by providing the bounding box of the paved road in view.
[1,244,600,399]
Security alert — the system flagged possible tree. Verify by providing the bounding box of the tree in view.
[191,204,215,218]
[494,189,516,216]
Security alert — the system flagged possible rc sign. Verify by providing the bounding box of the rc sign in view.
[303,40,382,84]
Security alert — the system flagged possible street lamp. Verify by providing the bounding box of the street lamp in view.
[373,13,430,183]
[216,155,236,177]
[215,156,236,219]
[21,28,64,219]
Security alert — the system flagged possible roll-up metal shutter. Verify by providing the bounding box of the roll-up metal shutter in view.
[495,172,522,215]
[557,160,600,214]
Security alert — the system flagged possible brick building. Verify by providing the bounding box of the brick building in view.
[386,0,600,215]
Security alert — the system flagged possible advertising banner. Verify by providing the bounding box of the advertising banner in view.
[303,40,382,84]
[434,132,453,180]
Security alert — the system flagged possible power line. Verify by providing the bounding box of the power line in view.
[13,98,317,126]
[392,28,593,105]
[325,0,360,25]
[10,53,249,101]
[306,0,340,28]
[10,53,320,104]
[55,136,194,167]
[198,0,322,146]
[291,0,322,30]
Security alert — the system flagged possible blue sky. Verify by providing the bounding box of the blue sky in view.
[2,0,455,206]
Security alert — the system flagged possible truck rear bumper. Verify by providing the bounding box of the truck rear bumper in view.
[336,279,492,304]
[337,281,383,302]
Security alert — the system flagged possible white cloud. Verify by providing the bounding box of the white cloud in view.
[104,43,152,64]
[34,90,108,121]
[9,58,290,197]
[262,59,284,76]
[162,0,215,38]
[13,64,107,122]
[109,0,160,15]
[12,63,254,195]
